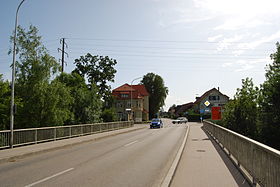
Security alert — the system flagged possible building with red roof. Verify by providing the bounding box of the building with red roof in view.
[112,83,149,121]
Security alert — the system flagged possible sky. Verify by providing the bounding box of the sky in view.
[1,0,280,110]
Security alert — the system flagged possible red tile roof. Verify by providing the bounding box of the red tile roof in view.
[112,83,149,99]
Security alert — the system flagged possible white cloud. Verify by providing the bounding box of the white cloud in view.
[217,35,244,51]
[208,34,223,42]
[237,30,280,49]
[222,58,271,72]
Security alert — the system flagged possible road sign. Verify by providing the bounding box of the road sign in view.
[200,109,205,114]
[212,107,221,120]
[204,100,210,106]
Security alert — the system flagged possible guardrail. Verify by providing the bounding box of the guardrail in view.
[203,121,280,187]
[0,121,133,149]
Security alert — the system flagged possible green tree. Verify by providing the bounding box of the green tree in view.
[141,73,168,119]
[10,25,71,128]
[73,53,117,101]
[56,72,102,124]
[222,78,259,139]
[258,42,280,149]
[101,108,117,122]
[0,74,10,130]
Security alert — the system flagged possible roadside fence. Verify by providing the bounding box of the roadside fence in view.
[0,121,133,149]
[203,120,280,187]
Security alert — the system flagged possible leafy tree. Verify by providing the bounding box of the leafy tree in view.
[101,108,117,122]
[258,42,280,149]
[9,25,72,128]
[0,74,10,130]
[56,72,102,124]
[73,53,117,101]
[222,78,259,139]
[141,73,168,119]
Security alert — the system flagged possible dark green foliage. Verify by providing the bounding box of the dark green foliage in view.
[258,42,280,149]
[141,73,168,119]
[101,108,117,122]
[221,43,280,149]
[55,72,102,125]
[0,74,10,130]
[73,53,117,101]
[222,78,259,139]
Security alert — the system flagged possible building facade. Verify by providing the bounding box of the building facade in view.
[170,88,229,116]
[193,88,229,114]
[112,84,149,122]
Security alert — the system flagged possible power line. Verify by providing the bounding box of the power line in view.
[66,37,276,44]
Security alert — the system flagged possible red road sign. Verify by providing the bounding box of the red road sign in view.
[211,107,221,120]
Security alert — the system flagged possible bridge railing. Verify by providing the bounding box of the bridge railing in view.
[203,121,280,187]
[0,121,133,149]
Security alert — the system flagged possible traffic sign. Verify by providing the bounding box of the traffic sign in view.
[204,100,210,106]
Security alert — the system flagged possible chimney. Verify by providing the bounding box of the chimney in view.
[218,87,220,91]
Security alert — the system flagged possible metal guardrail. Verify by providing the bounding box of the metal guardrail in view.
[0,121,133,149]
[203,121,280,187]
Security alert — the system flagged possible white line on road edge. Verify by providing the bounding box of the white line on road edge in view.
[124,140,138,147]
[25,168,74,187]
[161,125,190,187]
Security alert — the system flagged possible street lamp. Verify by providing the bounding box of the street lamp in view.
[130,77,142,121]
[10,0,26,148]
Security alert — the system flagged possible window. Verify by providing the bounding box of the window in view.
[120,94,129,98]
[209,95,220,101]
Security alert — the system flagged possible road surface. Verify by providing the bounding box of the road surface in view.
[0,119,187,187]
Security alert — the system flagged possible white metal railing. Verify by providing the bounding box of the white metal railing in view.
[203,121,280,187]
[0,121,133,149]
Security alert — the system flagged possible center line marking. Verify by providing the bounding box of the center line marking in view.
[25,168,74,187]
[124,140,138,147]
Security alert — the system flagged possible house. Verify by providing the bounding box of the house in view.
[112,84,149,122]
[170,87,229,116]
[193,87,229,114]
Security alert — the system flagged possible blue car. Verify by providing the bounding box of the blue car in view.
[150,118,163,128]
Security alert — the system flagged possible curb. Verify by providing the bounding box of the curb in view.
[161,124,190,187]
[0,126,147,164]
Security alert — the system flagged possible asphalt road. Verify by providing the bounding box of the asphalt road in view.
[0,119,187,187]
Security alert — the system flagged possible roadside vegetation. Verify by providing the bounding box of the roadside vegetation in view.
[0,25,118,130]
[221,42,280,150]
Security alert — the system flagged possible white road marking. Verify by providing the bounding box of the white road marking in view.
[25,168,74,187]
[124,140,138,147]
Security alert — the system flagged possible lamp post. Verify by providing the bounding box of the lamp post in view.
[10,0,26,148]
[130,77,142,121]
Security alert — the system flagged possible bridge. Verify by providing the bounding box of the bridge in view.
[0,119,279,187]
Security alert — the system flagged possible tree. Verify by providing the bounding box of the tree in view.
[101,108,117,122]
[73,53,117,101]
[0,74,10,130]
[9,25,72,128]
[141,73,168,119]
[258,42,280,149]
[222,78,259,139]
[55,72,102,124]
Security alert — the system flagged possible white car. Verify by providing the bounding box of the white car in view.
[172,117,188,124]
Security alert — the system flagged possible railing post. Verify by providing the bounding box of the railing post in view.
[54,127,56,141]
[35,129,37,144]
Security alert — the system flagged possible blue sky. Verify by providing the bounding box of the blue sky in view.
[1,0,280,110]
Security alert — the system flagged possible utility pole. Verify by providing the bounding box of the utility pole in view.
[10,0,26,148]
[58,38,68,73]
